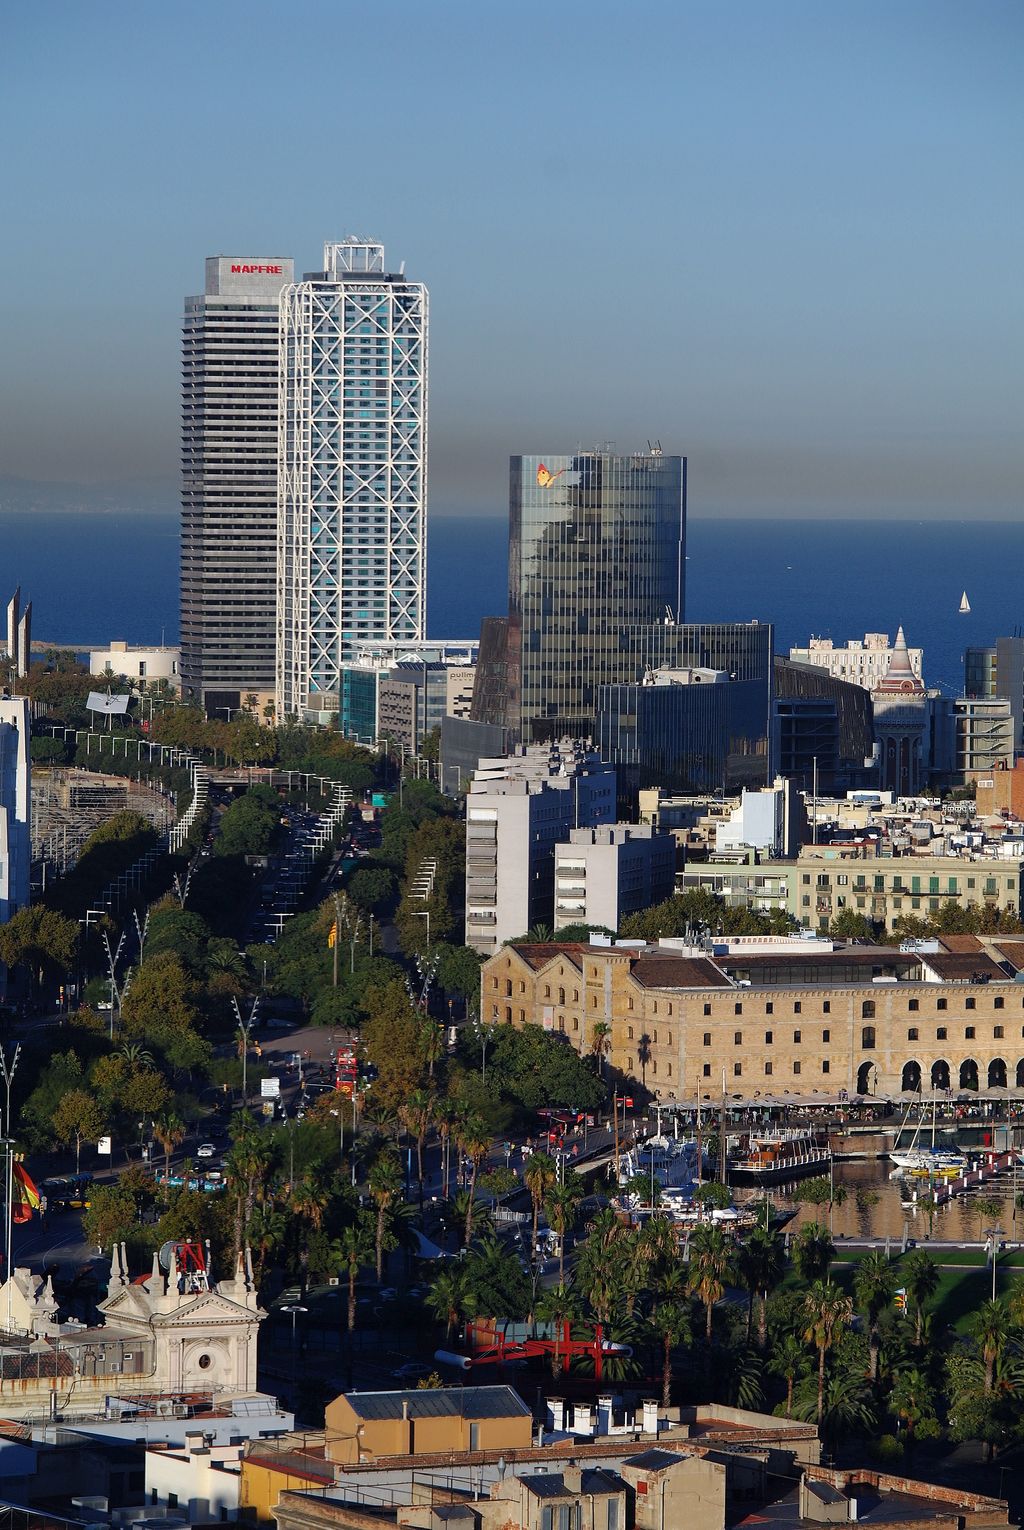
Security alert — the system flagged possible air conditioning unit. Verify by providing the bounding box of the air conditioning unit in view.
[155,1401,173,1417]
[328,1277,340,1287]
[172,1404,189,1418]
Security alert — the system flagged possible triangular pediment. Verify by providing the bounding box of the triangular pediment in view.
[150,1290,264,1328]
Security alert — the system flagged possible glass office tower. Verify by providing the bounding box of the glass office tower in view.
[277,239,427,720]
[508,451,686,742]
[180,256,294,712]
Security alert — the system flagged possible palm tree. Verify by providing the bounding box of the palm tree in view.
[545,1178,584,1286]
[792,1221,834,1285]
[152,1112,185,1179]
[367,1150,403,1282]
[802,1280,853,1427]
[769,1332,809,1417]
[457,1116,492,1245]
[248,1202,286,1287]
[536,1284,580,1378]
[419,1018,445,1080]
[687,1223,733,1344]
[793,1365,876,1443]
[434,1099,463,1202]
[854,1250,897,1383]
[224,1128,273,1256]
[972,1299,1013,1394]
[445,1188,493,1249]
[901,1250,939,1345]
[889,1366,938,1452]
[400,1088,435,1192]
[590,1021,612,1082]
[425,1264,475,1344]
[649,1265,690,1408]
[292,1172,331,1297]
[337,1216,373,1333]
[736,1227,784,1349]
[524,1151,557,1254]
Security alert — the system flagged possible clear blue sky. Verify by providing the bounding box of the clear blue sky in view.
[2,0,1021,519]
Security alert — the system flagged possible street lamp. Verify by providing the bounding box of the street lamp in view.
[280,1309,307,1383]
[233,996,261,1105]
[985,1228,1006,1302]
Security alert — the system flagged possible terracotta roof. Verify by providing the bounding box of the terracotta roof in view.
[508,944,588,971]
[994,940,1024,971]
[920,953,1007,982]
[937,934,984,954]
[630,956,732,990]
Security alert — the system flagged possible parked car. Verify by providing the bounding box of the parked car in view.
[197,1143,216,1159]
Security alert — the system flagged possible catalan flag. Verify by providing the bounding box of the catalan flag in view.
[328,921,337,949]
[12,1162,40,1224]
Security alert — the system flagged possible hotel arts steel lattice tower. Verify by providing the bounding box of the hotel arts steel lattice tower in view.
[507,451,687,742]
[276,239,428,720]
[180,256,294,712]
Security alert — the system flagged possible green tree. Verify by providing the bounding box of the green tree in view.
[458,1116,492,1244]
[792,1222,834,1285]
[769,1331,811,1418]
[889,1366,940,1451]
[425,1264,476,1343]
[83,1182,139,1249]
[803,1281,853,1427]
[53,1089,105,1173]
[901,1250,939,1344]
[337,1214,374,1333]
[545,1175,584,1286]
[854,1250,898,1383]
[367,1150,403,1282]
[737,1226,785,1349]
[649,1267,691,1408]
[462,1233,532,1320]
[524,1152,558,1254]
[972,1299,1013,1394]
[0,906,80,985]
[687,1223,733,1343]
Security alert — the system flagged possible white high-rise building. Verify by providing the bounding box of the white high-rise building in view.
[0,696,30,932]
[180,256,294,712]
[464,741,617,954]
[277,239,428,720]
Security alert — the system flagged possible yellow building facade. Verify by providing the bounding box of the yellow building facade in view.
[481,939,1024,1099]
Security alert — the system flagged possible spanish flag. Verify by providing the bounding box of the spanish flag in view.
[328,921,337,949]
[12,1163,41,1224]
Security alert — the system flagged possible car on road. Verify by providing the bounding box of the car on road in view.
[197,1143,216,1159]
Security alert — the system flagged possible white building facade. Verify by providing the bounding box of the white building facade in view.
[789,632,923,691]
[0,696,31,931]
[554,824,675,931]
[90,642,181,690]
[465,743,616,954]
[277,239,428,720]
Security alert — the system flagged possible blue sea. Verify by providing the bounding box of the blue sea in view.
[2,509,1021,693]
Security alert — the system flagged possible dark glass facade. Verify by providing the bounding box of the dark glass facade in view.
[508,452,686,742]
[598,622,773,799]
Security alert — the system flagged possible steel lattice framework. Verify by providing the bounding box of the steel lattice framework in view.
[277,240,428,717]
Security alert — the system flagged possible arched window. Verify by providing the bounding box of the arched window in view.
[861,1000,875,1019]
[861,1026,876,1049]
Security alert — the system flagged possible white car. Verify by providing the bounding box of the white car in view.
[197,1143,216,1159]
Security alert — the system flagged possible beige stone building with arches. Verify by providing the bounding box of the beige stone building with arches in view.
[481,935,1024,1101]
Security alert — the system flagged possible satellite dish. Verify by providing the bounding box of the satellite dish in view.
[158,1241,177,1273]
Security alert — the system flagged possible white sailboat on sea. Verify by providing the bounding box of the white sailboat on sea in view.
[959,591,971,614]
